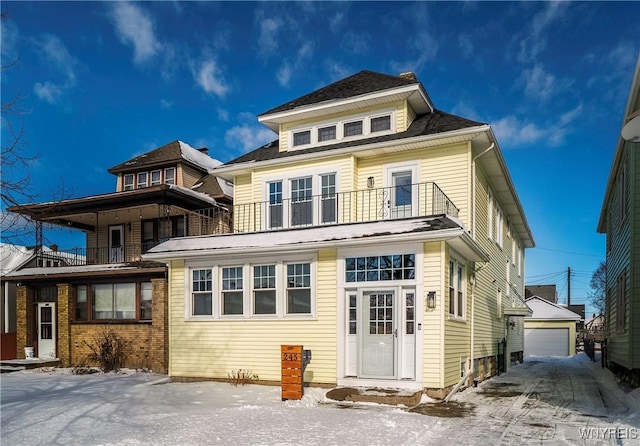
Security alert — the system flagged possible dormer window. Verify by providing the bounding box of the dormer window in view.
[293,130,311,147]
[371,115,391,133]
[287,109,395,150]
[164,167,176,185]
[150,170,162,186]
[318,125,336,142]
[123,174,134,191]
[137,172,148,189]
[344,121,363,137]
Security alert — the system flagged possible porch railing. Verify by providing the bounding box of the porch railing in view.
[229,181,458,233]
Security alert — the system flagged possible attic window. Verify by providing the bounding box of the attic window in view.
[165,167,176,185]
[371,115,391,133]
[318,125,336,142]
[150,170,162,186]
[123,174,134,191]
[344,121,363,137]
[293,130,311,147]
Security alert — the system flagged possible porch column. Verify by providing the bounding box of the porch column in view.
[56,283,73,366]
[16,285,34,359]
[151,278,168,374]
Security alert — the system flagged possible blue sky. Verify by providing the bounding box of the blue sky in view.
[2,1,639,315]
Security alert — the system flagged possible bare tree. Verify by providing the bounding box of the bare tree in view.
[588,261,606,316]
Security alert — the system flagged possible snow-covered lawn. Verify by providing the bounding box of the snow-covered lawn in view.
[1,354,638,445]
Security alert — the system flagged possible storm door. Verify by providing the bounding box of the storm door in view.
[360,290,396,378]
[37,302,56,359]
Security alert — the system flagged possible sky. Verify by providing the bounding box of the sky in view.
[2,1,639,317]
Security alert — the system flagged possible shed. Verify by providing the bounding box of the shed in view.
[524,296,581,357]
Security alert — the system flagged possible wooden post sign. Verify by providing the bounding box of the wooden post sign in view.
[281,345,304,400]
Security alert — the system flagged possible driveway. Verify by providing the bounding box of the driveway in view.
[1,354,638,445]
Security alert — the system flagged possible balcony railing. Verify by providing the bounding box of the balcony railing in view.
[230,181,458,233]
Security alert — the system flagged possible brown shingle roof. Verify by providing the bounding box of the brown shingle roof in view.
[108,140,217,174]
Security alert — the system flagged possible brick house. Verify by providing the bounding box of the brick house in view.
[6,140,232,372]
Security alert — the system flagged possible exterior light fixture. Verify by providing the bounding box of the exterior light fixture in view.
[426,291,436,309]
[622,115,640,142]
[367,176,375,188]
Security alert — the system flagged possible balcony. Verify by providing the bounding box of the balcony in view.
[229,181,458,233]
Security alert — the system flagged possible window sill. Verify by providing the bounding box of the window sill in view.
[72,320,152,325]
[448,315,467,323]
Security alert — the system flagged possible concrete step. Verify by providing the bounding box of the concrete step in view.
[325,387,423,407]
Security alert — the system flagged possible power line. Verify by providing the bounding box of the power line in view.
[533,247,603,258]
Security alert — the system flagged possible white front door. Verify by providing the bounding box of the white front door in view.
[360,291,396,378]
[109,225,124,263]
[37,302,56,359]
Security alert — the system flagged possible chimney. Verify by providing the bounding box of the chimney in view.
[50,244,58,252]
[398,72,417,81]
[198,147,209,155]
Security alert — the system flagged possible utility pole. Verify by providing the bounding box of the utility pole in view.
[567,266,571,306]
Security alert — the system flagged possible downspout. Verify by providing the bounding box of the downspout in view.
[446,142,493,403]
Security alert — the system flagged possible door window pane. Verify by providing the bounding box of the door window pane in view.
[269,181,283,228]
[321,174,336,224]
[291,177,313,226]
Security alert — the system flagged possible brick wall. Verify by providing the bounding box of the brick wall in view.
[16,286,34,359]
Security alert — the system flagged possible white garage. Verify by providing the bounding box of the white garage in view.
[524,296,581,357]
[524,328,569,356]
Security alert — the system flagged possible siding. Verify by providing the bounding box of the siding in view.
[181,164,205,189]
[605,142,632,368]
[631,141,640,369]
[422,241,444,388]
[167,251,338,385]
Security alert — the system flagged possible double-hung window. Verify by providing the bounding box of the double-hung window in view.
[164,167,176,185]
[286,263,311,314]
[150,170,162,186]
[137,172,148,189]
[123,174,134,191]
[253,265,276,315]
[222,266,243,315]
[192,269,213,316]
[448,258,465,319]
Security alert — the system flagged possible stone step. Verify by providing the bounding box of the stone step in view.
[325,387,423,407]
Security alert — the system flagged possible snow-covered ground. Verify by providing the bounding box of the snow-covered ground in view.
[1,354,638,445]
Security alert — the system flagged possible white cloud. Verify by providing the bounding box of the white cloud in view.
[217,107,230,122]
[517,1,570,63]
[522,64,556,100]
[458,35,473,58]
[109,2,161,65]
[277,63,292,87]
[160,99,172,110]
[492,115,545,147]
[33,81,63,104]
[32,34,77,105]
[194,59,229,98]
[257,16,282,56]
[225,124,276,152]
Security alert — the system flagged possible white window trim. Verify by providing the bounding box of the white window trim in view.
[184,255,316,321]
[150,169,162,186]
[137,172,148,189]
[164,167,176,185]
[263,168,340,230]
[488,188,494,241]
[495,203,504,248]
[123,174,134,191]
[384,161,420,219]
[448,253,466,322]
[287,108,396,150]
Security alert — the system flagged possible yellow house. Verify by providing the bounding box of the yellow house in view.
[144,71,534,397]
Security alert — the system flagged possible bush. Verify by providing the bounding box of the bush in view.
[71,365,99,375]
[227,369,258,386]
[84,329,129,373]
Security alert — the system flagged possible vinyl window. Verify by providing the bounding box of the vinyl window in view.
[123,174,134,191]
[253,265,276,315]
[222,266,243,315]
[286,263,311,314]
[192,269,213,316]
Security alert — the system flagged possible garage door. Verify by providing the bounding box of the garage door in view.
[524,328,569,356]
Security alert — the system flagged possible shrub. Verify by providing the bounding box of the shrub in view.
[71,365,99,375]
[227,369,258,386]
[84,329,129,373]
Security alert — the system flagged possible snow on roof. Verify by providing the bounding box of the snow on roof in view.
[178,141,222,171]
[169,184,218,206]
[525,296,582,321]
[4,262,153,278]
[1,244,34,275]
[144,216,463,259]
[217,178,234,197]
